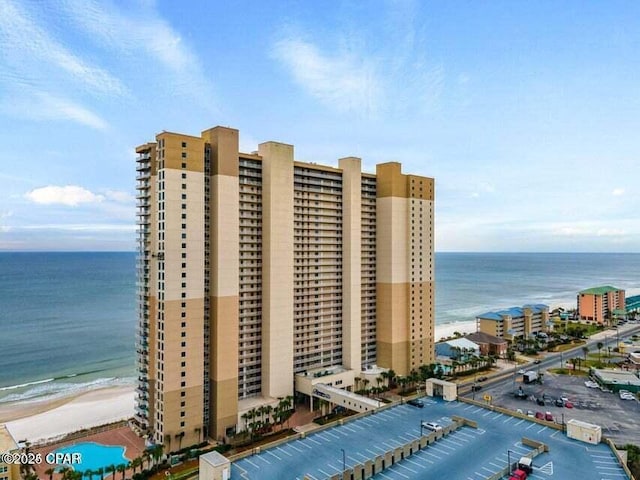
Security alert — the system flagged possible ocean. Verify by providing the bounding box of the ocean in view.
[1,252,639,405]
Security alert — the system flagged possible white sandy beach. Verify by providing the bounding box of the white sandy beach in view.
[4,386,135,443]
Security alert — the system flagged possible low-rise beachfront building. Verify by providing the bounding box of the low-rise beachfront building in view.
[464,331,508,358]
[476,304,549,341]
[435,338,480,361]
[577,286,625,324]
[0,425,20,480]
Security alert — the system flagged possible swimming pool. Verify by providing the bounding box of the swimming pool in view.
[53,442,128,474]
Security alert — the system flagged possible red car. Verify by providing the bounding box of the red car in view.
[545,412,553,421]
[535,411,544,419]
[565,401,574,408]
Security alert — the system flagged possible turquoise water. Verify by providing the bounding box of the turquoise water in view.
[53,442,128,474]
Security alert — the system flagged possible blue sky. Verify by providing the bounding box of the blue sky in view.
[1,0,639,252]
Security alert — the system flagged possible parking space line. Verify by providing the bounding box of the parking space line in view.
[243,458,259,469]
[342,425,358,433]
[440,437,465,447]
[266,450,281,460]
[404,457,427,469]
[317,468,331,478]
[324,430,341,439]
[537,426,547,433]
[276,446,293,457]
[481,466,496,474]
[395,463,418,474]
[428,446,451,455]
[387,467,409,479]
[256,455,271,464]
[514,419,525,426]
[307,436,322,445]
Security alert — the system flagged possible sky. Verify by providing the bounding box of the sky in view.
[0,0,639,252]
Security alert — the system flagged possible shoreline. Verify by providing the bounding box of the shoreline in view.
[3,386,135,444]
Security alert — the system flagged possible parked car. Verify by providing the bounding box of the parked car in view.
[536,398,545,406]
[422,421,443,432]
[471,385,482,392]
[407,399,424,408]
[565,401,574,408]
[534,359,541,364]
[478,376,488,382]
[527,410,535,418]
[518,369,526,374]
[535,411,545,419]
[545,412,553,421]
[555,398,564,407]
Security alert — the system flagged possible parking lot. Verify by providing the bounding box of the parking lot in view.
[487,370,640,446]
[230,397,629,480]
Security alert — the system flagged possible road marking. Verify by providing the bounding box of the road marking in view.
[538,461,553,475]
[276,446,293,457]
[441,437,465,447]
[404,457,427,468]
[537,426,547,433]
[526,422,536,430]
[256,455,271,465]
[266,450,281,460]
[242,458,258,469]
[481,466,496,474]
[317,468,331,478]
[324,430,341,439]
[377,473,395,480]
[342,425,357,433]
[515,419,525,426]
[307,436,322,445]
[388,467,410,479]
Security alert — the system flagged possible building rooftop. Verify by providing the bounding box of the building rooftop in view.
[626,295,640,311]
[0,424,18,454]
[465,331,508,345]
[593,369,640,387]
[476,304,549,321]
[200,450,230,468]
[437,338,479,350]
[579,286,623,295]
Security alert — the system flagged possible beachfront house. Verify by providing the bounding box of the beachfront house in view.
[435,338,480,361]
[464,331,508,358]
[476,304,550,341]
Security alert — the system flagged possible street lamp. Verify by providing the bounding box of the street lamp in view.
[507,449,518,474]
[340,448,345,472]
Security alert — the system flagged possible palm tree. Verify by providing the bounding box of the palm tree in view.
[362,378,370,395]
[387,369,397,388]
[130,457,142,474]
[106,464,116,479]
[116,463,127,480]
[582,346,589,361]
[176,431,185,451]
[264,405,274,427]
[95,467,104,480]
[45,468,55,480]
[376,376,383,389]
[83,469,94,480]
[597,342,604,363]
[59,467,72,480]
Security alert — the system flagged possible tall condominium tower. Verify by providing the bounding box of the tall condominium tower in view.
[134,126,434,448]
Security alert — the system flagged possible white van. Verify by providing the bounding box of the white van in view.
[421,421,443,432]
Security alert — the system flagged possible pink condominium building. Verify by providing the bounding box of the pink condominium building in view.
[577,286,625,324]
[134,125,435,447]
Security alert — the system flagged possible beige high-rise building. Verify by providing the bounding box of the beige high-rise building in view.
[134,125,434,448]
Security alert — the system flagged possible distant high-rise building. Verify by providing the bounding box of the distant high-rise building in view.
[134,126,435,447]
[577,286,625,324]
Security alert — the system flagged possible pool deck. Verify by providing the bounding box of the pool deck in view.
[32,425,145,479]
[230,397,630,480]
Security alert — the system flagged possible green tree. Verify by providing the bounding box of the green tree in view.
[105,465,116,479]
[116,463,127,480]
[597,342,604,363]
[582,346,589,361]
[45,468,55,480]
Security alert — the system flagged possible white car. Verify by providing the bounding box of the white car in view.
[422,421,443,432]
[518,369,526,374]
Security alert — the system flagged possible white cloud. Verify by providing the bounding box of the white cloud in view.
[0,0,126,97]
[58,0,215,109]
[272,37,380,114]
[25,186,105,206]
[612,188,625,196]
[15,223,135,232]
[1,90,109,130]
[104,190,135,204]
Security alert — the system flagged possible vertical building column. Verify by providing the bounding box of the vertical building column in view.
[375,163,410,375]
[339,157,362,371]
[202,127,240,441]
[260,141,294,399]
